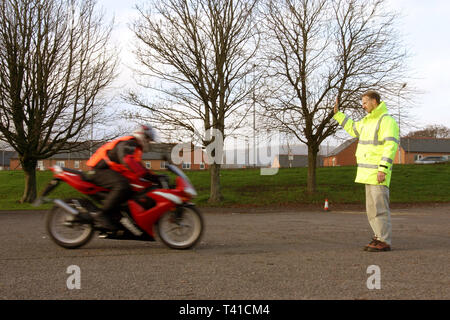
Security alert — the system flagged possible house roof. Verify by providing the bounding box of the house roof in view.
[327,137,450,157]
[400,138,450,153]
[48,150,91,159]
[278,154,309,167]
[327,138,358,157]
[142,143,178,160]
[276,154,323,167]
[279,145,308,155]
[142,151,169,161]
[9,143,179,161]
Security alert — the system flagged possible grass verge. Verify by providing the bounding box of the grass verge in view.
[0,163,449,211]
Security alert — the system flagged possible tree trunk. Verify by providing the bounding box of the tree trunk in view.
[306,144,319,195]
[208,163,223,204]
[21,160,37,203]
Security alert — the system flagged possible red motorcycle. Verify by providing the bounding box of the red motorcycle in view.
[35,162,204,250]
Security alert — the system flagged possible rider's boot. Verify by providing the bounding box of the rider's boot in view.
[91,211,118,231]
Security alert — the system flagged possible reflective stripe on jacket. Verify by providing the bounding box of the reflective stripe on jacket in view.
[86,136,143,177]
[333,101,399,187]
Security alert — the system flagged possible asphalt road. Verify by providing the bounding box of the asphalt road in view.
[0,205,449,300]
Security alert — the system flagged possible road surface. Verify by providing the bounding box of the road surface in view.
[0,205,449,300]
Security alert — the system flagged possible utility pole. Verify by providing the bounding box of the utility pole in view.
[90,108,94,157]
[252,64,257,168]
[253,89,256,167]
[397,83,407,164]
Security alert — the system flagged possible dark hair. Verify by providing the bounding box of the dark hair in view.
[362,91,381,104]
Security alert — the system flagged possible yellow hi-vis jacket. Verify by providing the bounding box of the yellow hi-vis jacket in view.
[333,101,399,187]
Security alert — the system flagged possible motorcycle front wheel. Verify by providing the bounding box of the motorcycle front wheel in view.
[46,201,94,249]
[157,205,204,250]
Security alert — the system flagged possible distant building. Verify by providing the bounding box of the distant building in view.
[165,143,208,171]
[323,137,450,166]
[398,138,450,164]
[323,138,357,167]
[222,144,329,169]
[9,142,209,171]
[271,154,323,168]
[0,150,16,170]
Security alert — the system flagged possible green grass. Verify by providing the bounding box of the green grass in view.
[188,163,450,206]
[0,170,78,210]
[0,163,449,210]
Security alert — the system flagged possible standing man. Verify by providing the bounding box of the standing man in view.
[334,91,399,252]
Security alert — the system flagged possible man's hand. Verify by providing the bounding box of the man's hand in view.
[334,98,339,114]
[377,171,386,184]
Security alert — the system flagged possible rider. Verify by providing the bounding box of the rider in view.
[86,124,161,230]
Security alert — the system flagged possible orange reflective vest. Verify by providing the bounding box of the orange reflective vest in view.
[87,136,143,176]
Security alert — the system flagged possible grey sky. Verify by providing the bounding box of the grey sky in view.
[99,0,450,132]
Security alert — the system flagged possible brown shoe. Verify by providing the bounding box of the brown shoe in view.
[367,241,391,252]
[363,237,379,251]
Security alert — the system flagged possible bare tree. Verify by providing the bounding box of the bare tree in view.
[0,0,118,203]
[259,0,411,193]
[128,0,260,203]
[405,125,450,139]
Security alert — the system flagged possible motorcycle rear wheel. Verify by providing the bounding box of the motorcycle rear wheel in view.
[157,205,204,250]
[46,201,94,249]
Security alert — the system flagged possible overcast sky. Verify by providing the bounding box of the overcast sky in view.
[99,0,450,133]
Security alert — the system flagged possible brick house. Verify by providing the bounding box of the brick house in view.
[169,143,209,170]
[0,150,16,170]
[9,150,97,171]
[9,143,209,171]
[271,154,323,168]
[397,138,450,163]
[323,138,358,167]
[323,137,450,166]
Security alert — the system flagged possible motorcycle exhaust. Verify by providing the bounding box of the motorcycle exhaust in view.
[53,199,79,216]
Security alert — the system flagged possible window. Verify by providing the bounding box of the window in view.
[160,161,167,169]
[37,161,44,171]
[56,161,65,167]
[182,162,191,170]
[74,161,80,169]
[145,162,151,169]
[199,162,205,170]
[414,155,423,161]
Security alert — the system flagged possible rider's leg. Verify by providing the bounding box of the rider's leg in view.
[90,169,132,230]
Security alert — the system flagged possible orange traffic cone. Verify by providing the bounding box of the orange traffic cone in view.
[324,199,329,211]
